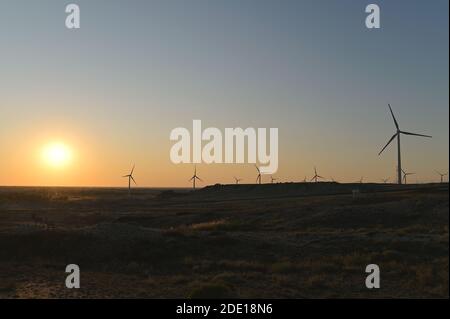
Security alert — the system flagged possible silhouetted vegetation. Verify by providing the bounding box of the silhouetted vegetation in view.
[0,184,448,298]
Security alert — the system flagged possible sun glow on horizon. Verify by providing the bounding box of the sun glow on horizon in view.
[41,142,73,168]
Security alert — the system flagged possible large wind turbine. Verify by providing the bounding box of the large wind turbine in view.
[122,165,136,193]
[255,165,262,184]
[310,167,324,183]
[436,171,448,183]
[189,166,202,190]
[378,104,432,184]
[401,169,415,184]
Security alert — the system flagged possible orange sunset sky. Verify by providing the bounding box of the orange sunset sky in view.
[1,1,448,187]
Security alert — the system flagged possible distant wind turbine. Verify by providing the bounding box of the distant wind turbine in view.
[122,164,136,193]
[255,165,262,184]
[270,176,277,184]
[436,171,448,183]
[401,169,415,184]
[381,178,389,184]
[358,177,364,184]
[189,165,202,190]
[234,176,242,185]
[310,167,324,183]
[378,104,432,184]
[303,176,307,183]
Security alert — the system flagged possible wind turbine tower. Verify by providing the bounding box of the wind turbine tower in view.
[436,171,448,183]
[122,165,136,193]
[378,104,432,184]
[401,169,415,184]
[189,166,202,190]
[310,167,324,183]
[255,165,262,184]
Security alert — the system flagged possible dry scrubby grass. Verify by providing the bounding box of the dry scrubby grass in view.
[0,184,448,298]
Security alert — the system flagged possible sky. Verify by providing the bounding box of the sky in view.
[0,0,448,187]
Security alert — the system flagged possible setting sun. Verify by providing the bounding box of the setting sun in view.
[42,142,72,168]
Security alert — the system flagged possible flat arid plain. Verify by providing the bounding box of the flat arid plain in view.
[0,183,448,298]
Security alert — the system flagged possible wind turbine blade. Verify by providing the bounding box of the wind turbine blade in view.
[388,104,399,129]
[189,176,194,181]
[196,176,203,182]
[317,175,324,179]
[400,131,432,138]
[130,164,135,175]
[255,165,260,173]
[310,176,316,182]
[122,175,129,178]
[378,133,398,155]
[131,176,136,184]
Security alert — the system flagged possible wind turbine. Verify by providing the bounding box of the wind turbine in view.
[401,169,415,184]
[381,178,389,184]
[436,171,448,183]
[234,176,242,185]
[310,167,324,183]
[255,165,262,184]
[189,165,202,190]
[122,164,136,193]
[378,104,432,184]
[358,177,364,184]
[270,176,277,184]
[303,176,307,183]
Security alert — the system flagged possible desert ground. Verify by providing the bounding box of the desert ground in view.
[0,182,448,298]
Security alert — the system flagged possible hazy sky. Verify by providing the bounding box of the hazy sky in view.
[0,0,448,187]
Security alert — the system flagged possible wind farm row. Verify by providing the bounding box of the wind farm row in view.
[122,104,447,191]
